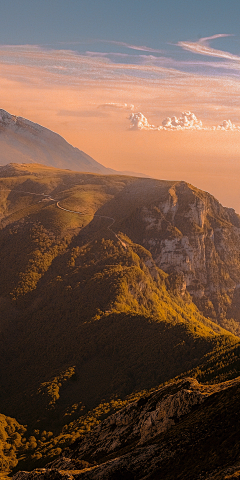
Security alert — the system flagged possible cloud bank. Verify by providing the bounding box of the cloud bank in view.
[1,43,240,144]
[162,112,203,129]
[129,111,240,131]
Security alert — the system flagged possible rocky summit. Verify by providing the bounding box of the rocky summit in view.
[12,376,240,479]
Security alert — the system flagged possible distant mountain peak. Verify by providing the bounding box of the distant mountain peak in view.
[0,108,17,124]
[0,108,146,177]
[0,108,64,138]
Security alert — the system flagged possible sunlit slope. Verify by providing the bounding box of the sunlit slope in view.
[0,163,132,227]
[92,179,240,329]
[1,163,240,330]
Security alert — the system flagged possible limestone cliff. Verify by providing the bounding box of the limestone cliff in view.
[119,181,240,330]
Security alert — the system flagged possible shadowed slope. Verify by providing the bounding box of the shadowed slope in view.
[12,376,240,480]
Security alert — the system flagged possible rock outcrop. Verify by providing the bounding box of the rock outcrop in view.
[13,376,240,479]
[120,180,240,327]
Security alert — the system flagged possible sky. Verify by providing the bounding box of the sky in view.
[0,0,240,210]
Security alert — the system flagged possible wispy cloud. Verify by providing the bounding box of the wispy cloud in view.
[51,38,165,55]
[178,33,240,62]
[99,40,165,54]
[55,39,165,54]
[1,43,240,133]
[58,109,109,118]
[98,102,135,110]
[0,44,192,91]
[199,34,234,43]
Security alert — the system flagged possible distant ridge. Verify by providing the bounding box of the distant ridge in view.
[0,109,146,177]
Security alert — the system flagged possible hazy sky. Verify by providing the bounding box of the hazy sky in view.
[0,0,240,210]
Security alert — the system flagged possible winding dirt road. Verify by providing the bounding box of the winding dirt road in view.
[0,189,127,248]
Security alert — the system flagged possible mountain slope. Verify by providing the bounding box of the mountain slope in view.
[0,163,238,434]
[1,225,235,428]
[0,109,141,175]
[13,376,240,480]
[91,178,240,331]
[2,339,240,477]
[0,164,240,477]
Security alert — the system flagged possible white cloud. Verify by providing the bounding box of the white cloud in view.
[129,111,240,132]
[129,112,157,130]
[162,112,203,129]
[129,111,203,130]
[216,119,240,131]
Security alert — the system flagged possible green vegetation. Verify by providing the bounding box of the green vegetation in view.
[37,367,76,407]
[183,341,240,384]
[0,414,27,476]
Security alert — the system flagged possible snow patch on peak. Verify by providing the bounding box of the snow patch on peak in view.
[0,109,17,125]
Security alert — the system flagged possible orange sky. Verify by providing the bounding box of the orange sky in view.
[0,47,240,211]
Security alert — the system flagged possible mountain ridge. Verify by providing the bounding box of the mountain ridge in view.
[1,163,240,331]
[0,109,146,177]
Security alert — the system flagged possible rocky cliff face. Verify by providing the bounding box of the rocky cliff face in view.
[118,180,240,328]
[12,376,240,479]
